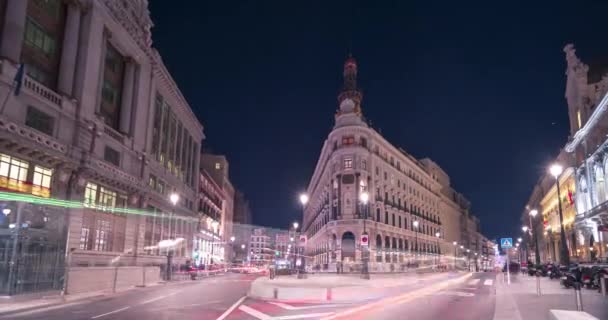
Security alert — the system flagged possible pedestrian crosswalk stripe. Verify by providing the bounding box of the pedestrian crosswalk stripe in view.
[468,279,480,286]
[484,279,493,286]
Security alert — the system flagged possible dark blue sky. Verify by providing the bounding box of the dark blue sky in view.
[149,0,608,239]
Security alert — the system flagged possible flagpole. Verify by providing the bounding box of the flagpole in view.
[0,63,24,115]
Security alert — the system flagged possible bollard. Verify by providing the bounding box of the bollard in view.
[273,288,278,299]
[574,282,584,311]
[601,275,607,297]
[112,265,119,293]
[536,274,541,296]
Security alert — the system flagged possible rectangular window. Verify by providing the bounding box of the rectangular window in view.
[148,174,156,189]
[344,158,353,169]
[167,112,177,171]
[24,18,55,57]
[84,183,98,207]
[32,165,52,188]
[25,63,51,87]
[103,146,120,166]
[99,187,117,209]
[175,122,183,175]
[341,136,355,145]
[25,106,54,136]
[360,137,367,148]
[361,159,367,170]
[160,102,170,164]
[100,43,124,129]
[152,94,163,161]
[0,154,29,182]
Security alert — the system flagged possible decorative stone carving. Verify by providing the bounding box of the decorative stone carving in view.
[102,0,153,52]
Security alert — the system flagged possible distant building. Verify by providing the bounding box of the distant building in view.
[234,190,252,225]
[200,153,235,262]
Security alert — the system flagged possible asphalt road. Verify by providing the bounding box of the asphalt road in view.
[3,272,497,320]
[3,273,258,320]
[221,272,497,320]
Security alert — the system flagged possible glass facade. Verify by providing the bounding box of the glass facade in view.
[0,202,68,295]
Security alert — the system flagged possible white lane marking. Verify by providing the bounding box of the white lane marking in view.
[484,279,493,286]
[268,302,344,310]
[437,291,475,297]
[140,291,179,305]
[215,295,246,320]
[275,312,334,319]
[467,279,480,286]
[238,305,272,320]
[90,306,130,319]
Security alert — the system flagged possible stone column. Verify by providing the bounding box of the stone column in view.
[119,59,135,134]
[0,0,28,63]
[58,2,81,97]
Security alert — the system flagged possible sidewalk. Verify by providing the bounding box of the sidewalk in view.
[493,273,608,320]
[0,271,224,316]
[248,271,470,302]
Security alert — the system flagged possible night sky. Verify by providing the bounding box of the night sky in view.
[149,1,608,240]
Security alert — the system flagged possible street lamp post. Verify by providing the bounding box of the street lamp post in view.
[167,193,179,281]
[549,164,570,266]
[466,249,470,271]
[453,242,458,270]
[435,232,441,267]
[529,209,541,265]
[360,191,370,279]
[413,220,419,263]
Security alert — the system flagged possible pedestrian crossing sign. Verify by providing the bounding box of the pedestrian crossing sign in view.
[500,238,513,248]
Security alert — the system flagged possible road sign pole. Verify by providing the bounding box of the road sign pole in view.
[507,248,511,285]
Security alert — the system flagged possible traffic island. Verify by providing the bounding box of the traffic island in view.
[248,271,471,303]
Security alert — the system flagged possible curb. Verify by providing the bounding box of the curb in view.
[248,272,470,303]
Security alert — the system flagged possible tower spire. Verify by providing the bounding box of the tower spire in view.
[338,55,363,115]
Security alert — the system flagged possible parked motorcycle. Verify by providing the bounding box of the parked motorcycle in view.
[590,266,608,290]
[548,264,561,279]
[560,267,581,289]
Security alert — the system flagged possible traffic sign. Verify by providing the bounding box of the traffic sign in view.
[299,235,307,247]
[361,234,369,246]
[501,238,513,248]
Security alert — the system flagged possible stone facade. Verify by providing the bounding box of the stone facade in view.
[302,57,486,272]
[0,0,204,294]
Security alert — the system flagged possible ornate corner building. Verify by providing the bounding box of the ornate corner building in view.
[562,44,608,261]
[302,57,488,272]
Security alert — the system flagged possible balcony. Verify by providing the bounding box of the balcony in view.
[23,76,62,107]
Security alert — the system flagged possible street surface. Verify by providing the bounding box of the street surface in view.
[2,272,498,320]
[2,273,258,320]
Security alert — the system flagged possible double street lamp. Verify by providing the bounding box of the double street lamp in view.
[549,164,570,266]
[360,191,370,279]
[413,220,419,262]
[453,241,458,270]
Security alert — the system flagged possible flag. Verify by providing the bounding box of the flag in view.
[13,63,24,96]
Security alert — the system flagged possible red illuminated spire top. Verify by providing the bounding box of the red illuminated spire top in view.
[338,54,363,114]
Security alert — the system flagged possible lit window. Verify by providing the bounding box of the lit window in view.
[215,162,221,169]
[577,110,582,129]
[0,154,29,182]
[344,158,353,169]
[84,183,98,207]
[32,165,52,188]
[98,187,117,208]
